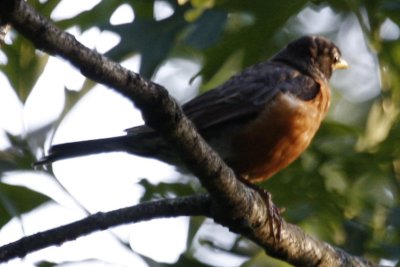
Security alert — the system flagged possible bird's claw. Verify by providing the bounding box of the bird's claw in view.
[262,189,283,243]
[238,176,283,243]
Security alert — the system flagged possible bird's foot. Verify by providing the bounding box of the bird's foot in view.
[258,188,283,243]
[238,176,283,243]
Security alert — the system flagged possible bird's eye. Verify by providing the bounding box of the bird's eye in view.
[333,55,340,63]
[332,52,341,64]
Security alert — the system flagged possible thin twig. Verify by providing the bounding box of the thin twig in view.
[0,195,211,262]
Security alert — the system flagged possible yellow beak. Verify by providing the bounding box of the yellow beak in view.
[334,58,349,70]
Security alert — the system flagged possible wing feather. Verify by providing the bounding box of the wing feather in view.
[182,61,319,130]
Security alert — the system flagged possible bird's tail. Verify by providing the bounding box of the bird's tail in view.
[34,133,163,166]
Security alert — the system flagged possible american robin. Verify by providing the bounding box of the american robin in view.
[36,36,348,185]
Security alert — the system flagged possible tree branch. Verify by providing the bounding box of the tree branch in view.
[0,0,376,266]
[0,195,211,262]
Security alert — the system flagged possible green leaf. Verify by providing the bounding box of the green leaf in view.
[184,10,227,50]
[139,178,196,201]
[0,183,49,227]
[104,10,189,79]
[57,1,121,30]
[0,37,49,102]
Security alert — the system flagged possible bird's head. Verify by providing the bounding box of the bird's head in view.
[273,35,349,80]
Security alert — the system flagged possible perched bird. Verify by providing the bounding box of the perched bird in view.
[36,36,348,185]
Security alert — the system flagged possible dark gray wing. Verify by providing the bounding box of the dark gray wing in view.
[182,61,319,130]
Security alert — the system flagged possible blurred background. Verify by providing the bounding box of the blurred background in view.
[0,0,399,266]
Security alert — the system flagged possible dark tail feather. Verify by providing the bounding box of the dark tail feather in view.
[35,135,152,166]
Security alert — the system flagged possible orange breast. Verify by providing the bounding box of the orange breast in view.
[230,87,330,183]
